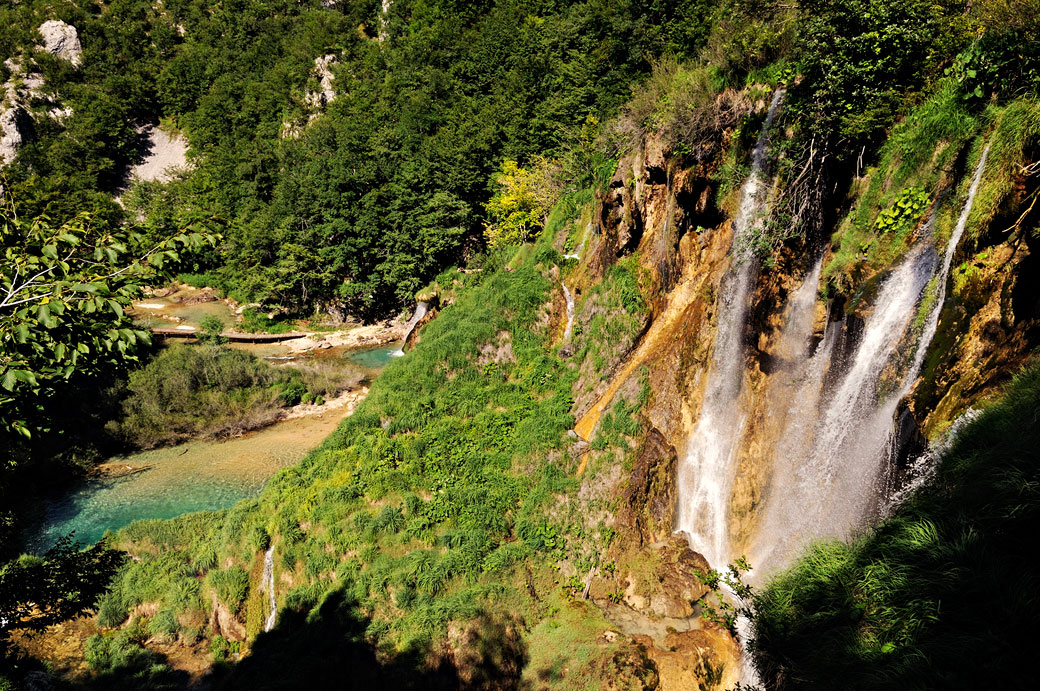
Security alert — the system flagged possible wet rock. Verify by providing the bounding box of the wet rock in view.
[621,535,710,620]
[209,595,246,642]
[620,428,678,545]
[181,289,218,305]
[634,629,741,691]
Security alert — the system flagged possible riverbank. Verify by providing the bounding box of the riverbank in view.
[88,385,370,482]
[131,284,411,351]
[27,384,370,553]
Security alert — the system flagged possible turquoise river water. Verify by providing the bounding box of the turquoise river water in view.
[26,343,401,552]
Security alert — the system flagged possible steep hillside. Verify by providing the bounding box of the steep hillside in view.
[3,2,1039,690]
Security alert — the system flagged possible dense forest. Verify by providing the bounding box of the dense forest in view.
[2,0,1039,689]
[2,0,716,316]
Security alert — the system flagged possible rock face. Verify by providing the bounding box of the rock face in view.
[38,20,83,66]
[304,54,337,109]
[128,126,190,183]
[1,19,82,167]
[283,54,339,138]
[0,105,31,165]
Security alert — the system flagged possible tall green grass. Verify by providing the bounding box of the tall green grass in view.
[752,363,1040,690]
[100,219,651,660]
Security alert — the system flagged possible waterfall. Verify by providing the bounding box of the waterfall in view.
[675,89,784,570]
[562,282,575,341]
[391,300,429,356]
[262,545,277,632]
[749,143,991,574]
[750,245,936,569]
[900,144,990,398]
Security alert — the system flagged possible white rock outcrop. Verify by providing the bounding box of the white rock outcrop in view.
[1,106,29,165]
[38,20,83,67]
[128,126,190,183]
[304,54,338,109]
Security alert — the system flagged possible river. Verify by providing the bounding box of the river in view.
[24,290,404,552]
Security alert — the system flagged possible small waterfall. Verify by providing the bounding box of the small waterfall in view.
[900,144,990,399]
[884,407,980,511]
[391,300,429,357]
[262,545,277,632]
[562,282,575,341]
[676,88,784,570]
[749,143,991,574]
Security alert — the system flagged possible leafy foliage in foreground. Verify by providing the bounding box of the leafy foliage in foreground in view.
[0,194,216,445]
[0,537,125,653]
[752,364,1040,690]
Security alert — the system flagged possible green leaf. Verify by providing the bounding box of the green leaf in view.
[12,370,38,386]
[108,299,124,318]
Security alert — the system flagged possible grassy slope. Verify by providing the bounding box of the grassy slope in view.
[90,185,654,687]
[752,363,1040,690]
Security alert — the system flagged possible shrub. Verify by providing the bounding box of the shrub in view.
[207,567,250,615]
[84,629,157,673]
[146,608,180,640]
[279,379,307,407]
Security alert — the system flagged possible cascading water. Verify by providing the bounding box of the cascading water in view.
[900,144,991,400]
[391,300,429,357]
[263,545,277,632]
[562,283,575,341]
[750,245,937,570]
[675,89,784,570]
[748,143,991,574]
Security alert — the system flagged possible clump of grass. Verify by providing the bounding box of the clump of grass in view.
[616,57,746,161]
[824,80,977,287]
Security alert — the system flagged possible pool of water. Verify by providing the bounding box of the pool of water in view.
[26,405,353,552]
[345,343,403,369]
[24,298,405,552]
[131,286,237,330]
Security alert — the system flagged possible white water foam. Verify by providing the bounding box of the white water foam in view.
[562,282,575,341]
[676,89,784,570]
[262,545,277,632]
[749,143,991,574]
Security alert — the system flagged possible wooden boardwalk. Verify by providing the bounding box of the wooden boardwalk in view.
[149,327,307,343]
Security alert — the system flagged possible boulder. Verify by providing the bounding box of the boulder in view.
[38,20,83,66]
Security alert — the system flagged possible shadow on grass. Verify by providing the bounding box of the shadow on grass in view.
[212,588,529,691]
